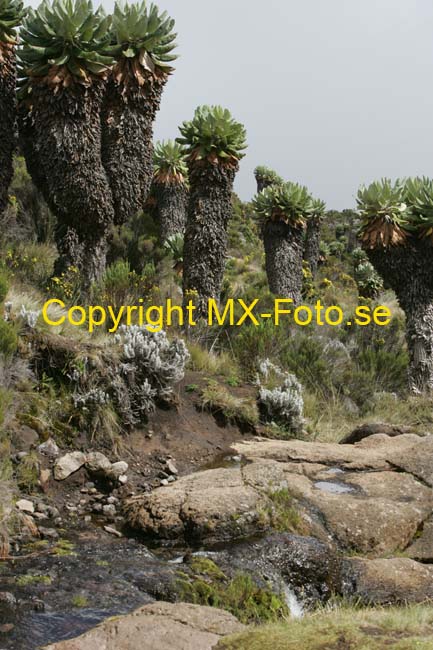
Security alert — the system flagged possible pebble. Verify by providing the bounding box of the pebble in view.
[102,504,116,517]
[38,527,59,540]
[160,479,169,487]
[166,460,178,475]
[16,499,34,514]
[104,526,122,538]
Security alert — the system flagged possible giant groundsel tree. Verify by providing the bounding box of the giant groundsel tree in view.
[177,105,247,316]
[0,0,25,215]
[153,140,188,242]
[17,0,114,286]
[102,1,177,226]
[358,177,433,393]
[304,198,326,278]
[254,166,283,194]
[253,182,313,303]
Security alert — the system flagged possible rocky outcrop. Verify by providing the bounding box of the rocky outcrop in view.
[41,602,245,650]
[124,434,433,555]
[343,557,433,604]
[340,422,417,445]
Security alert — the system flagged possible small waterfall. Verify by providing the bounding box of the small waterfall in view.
[283,584,304,619]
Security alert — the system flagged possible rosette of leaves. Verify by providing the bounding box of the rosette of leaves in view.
[177,105,247,316]
[177,105,247,165]
[0,0,24,42]
[153,140,188,241]
[0,0,26,214]
[404,177,433,243]
[253,182,313,228]
[154,140,188,185]
[17,0,113,95]
[356,179,412,249]
[254,165,284,193]
[253,183,313,301]
[17,0,115,288]
[101,1,178,226]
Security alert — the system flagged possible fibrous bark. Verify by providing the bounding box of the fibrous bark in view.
[263,220,305,303]
[0,43,17,215]
[183,160,237,316]
[154,181,188,242]
[304,216,322,278]
[368,241,433,394]
[101,67,167,225]
[255,177,273,194]
[19,78,114,288]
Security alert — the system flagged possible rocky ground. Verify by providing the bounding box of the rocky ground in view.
[1,415,432,649]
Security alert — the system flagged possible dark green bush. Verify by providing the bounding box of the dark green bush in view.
[0,320,18,357]
[0,272,9,304]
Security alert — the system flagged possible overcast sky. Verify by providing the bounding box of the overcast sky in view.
[29,0,433,208]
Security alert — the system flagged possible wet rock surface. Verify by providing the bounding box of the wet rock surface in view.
[125,434,433,555]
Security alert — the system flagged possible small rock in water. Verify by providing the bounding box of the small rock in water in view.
[16,499,34,514]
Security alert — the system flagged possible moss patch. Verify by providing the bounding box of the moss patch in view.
[265,488,307,535]
[177,557,288,624]
[16,574,52,587]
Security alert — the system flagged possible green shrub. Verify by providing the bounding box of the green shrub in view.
[0,272,9,304]
[0,320,18,357]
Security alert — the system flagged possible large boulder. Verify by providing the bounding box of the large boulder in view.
[125,467,269,544]
[343,557,433,604]
[41,602,245,650]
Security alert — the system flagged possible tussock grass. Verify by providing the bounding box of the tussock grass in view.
[200,380,258,429]
[218,603,433,649]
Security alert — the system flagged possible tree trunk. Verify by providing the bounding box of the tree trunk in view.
[255,178,273,194]
[19,79,114,286]
[304,216,321,278]
[183,160,237,317]
[263,220,305,303]
[154,182,188,242]
[0,43,17,215]
[367,242,433,394]
[101,71,166,225]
